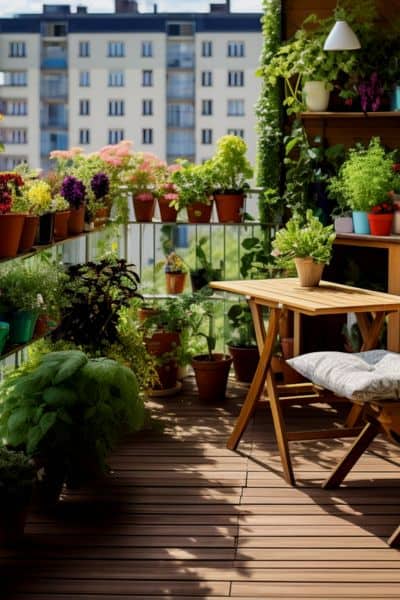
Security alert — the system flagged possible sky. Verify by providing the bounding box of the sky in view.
[0,0,263,18]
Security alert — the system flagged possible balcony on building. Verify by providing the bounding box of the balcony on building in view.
[41,42,68,69]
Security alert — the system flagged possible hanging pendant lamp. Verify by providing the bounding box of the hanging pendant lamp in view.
[323,20,361,51]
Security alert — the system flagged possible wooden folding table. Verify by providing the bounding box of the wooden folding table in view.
[210,278,400,485]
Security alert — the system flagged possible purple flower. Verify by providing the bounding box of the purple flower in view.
[61,175,86,209]
[91,172,110,200]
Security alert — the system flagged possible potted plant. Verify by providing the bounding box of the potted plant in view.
[328,138,396,234]
[11,166,43,253]
[0,350,145,495]
[190,236,222,292]
[19,179,57,245]
[272,209,336,287]
[190,289,232,401]
[52,193,71,241]
[368,199,395,236]
[0,172,25,258]
[60,174,86,235]
[0,447,36,545]
[162,251,188,295]
[226,302,259,383]
[125,153,166,222]
[170,161,214,223]
[157,164,179,222]
[208,135,253,223]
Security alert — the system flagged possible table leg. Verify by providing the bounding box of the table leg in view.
[388,525,400,548]
[227,305,281,451]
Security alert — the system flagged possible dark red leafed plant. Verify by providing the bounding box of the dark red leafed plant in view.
[0,172,24,214]
[370,200,395,214]
[358,72,384,113]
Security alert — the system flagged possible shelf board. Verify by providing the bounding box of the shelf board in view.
[128,220,264,226]
[0,331,49,361]
[301,111,400,119]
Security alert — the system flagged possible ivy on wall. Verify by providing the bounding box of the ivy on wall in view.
[255,0,284,225]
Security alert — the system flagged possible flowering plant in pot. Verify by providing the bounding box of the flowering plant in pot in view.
[208,135,253,223]
[161,251,188,295]
[0,447,36,545]
[170,161,214,223]
[328,138,395,235]
[21,179,56,245]
[60,175,87,234]
[124,152,166,222]
[272,209,336,287]
[157,164,180,222]
[368,199,395,236]
[0,172,25,258]
[52,193,71,241]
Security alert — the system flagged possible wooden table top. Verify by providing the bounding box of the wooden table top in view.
[210,278,400,317]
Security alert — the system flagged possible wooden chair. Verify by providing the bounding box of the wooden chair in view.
[323,398,400,547]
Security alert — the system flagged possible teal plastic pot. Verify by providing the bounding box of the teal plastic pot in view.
[9,310,39,345]
[391,85,400,111]
[352,211,370,235]
[0,322,10,355]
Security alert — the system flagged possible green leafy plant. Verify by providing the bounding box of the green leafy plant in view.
[0,350,145,482]
[170,161,213,209]
[188,288,218,361]
[226,303,257,348]
[328,137,395,212]
[272,209,336,265]
[0,446,36,504]
[208,135,253,192]
[190,236,222,287]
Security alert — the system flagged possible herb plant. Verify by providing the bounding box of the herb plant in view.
[208,135,253,193]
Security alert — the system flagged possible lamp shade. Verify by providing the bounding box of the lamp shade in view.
[323,20,361,51]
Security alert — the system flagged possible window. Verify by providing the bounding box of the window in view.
[201,71,212,87]
[79,71,90,87]
[79,41,90,57]
[1,100,28,116]
[201,100,213,116]
[108,70,125,87]
[142,128,153,144]
[108,129,124,144]
[142,99,153,116]
[0,155,28,170]
[79,99,90,116]
[227,99,245,116]
[227,41,245,57]
[108,41,125,57]
[108,99,125,116]
[79,128,90,144]
[141,41,153,57]
[9,42,26,58]
[227,128,244,138]
[3,71,27,86]
[228,70,244,87]
[201,41,212,57]
[201,129,212,145]
[0,128,27,144]
[142,70,153,86]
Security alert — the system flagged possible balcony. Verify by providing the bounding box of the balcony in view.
[40,80,68,99]
[41,57,68,69]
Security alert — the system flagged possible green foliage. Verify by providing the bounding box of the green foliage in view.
[240,235,275,279]
[0,446,36,501]
[207,135,253,192]
[226,303,256,348]
[191,236,223,283]
[188,288,218,361]
[255,0,284,224]
[0,350,144,480]
[139,295,194,334]
[328,137,395,212]
[272,209,336,264]
[170,161,213,209]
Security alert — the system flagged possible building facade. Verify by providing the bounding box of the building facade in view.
[0,1,262,170]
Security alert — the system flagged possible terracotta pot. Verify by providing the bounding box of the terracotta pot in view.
[54,210,71,241]
[145,330,180,357]
[94,206,110,228]
[228,345,259,383]
[36,212,54,245]
[138,306,159,323]
[158,196,178,222]
[0,213,25,258]
[19,214,39,253]
[154,361,179,391]
[34,314,51,337]
[294,257,325,287]
[165,272,187,294]
[133,193,155,222]
[68,205,85,235]
[191,353,232,401]
[186,200,213,223]
[368,212,393,236]
[214,192,245,223]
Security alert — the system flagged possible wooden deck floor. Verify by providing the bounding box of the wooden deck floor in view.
[1,376,400,599]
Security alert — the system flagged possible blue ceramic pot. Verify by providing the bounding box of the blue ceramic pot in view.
[352,211,370,235]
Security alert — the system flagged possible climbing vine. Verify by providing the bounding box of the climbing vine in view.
[255,0,284,225]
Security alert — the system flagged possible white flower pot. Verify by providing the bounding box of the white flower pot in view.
[334,216,353,234]
[393,211,400,235]
[303,81,330,112]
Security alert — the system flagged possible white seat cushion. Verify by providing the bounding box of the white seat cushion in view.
[287,350,400,402]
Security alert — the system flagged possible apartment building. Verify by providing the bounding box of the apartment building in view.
[0,1,262,170]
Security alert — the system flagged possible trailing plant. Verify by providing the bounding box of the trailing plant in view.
[0,350,145,482]
[53,258,141,348]
[328,137,395,212]
[272,209,336,265]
